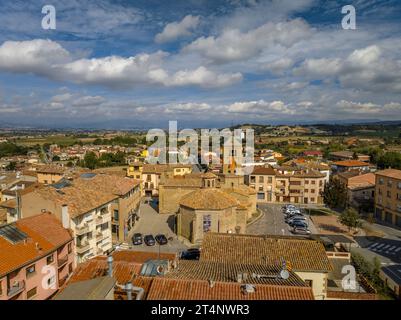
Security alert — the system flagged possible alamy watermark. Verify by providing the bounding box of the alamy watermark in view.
[145,121,255,176]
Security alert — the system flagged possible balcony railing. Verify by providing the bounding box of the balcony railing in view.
[76,242,90,254]
[57,255,69,267]
[96,213,111,225]
[7,280,25,298]
[75,224,89,236]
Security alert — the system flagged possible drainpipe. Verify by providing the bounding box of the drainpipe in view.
[118,283,144,300]
[125,282,133,301]
[107,256,113,277]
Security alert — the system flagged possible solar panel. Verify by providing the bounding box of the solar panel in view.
[0,224,28,244]
[80,172,97,179]
[51,178,72,189]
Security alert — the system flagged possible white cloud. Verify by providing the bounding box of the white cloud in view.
[72,96,107,107]
[167,66,242,88]
[227,100,293,114]
[184,19,311,63]
[0,39,71,76]
[165,102,211,113]
[0,39,241,89]
[155,15,200,43]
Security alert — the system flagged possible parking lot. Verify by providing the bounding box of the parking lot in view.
[247,204,318,236]
[126,201,188,254]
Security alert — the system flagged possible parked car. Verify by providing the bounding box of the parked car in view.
[144,234,156,246]
[292,227,311,235]
[155,234,168,245]
[286,216,306,223]
[132,233,143,245]
[290,220,308,228]
[180,248,200,260]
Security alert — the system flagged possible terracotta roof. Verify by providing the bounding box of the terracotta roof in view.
[326,291,377,300]
[336,171,362,180]
[333,160,371,167]
[165,260,306,286]
[68,250,177,285]
[69,258,141,285]
[161,177,203,188]
[0,212,73,277]
[74,173,140,196]
[146,278,314,300]
[375,169,401,180]
[35,165,66,175]
[28,184,117,218]
[251,166,276,175]
[347,173,375,189]
[200,233,333,272]
[180,189,239,210]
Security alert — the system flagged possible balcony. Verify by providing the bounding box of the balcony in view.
[57,255,69,268]
[7,280,25,298]
[76,242,90,254]
[96,231,104,240]
[75,224,89,236]
[96,213,111,225]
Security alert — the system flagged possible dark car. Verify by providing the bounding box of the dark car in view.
[290,220,308,228]
[180,248,200,260]
[144,234,156,246]
[132,233,143,245]
[292,227,311,235]
[155,234,168,245]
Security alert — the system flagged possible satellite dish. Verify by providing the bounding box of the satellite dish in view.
[280,269,290,280]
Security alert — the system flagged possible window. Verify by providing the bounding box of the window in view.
[387,191,391,198]
[305,280,313,287]
[112,224,118,234]
[46,255,54,265]
[68,263,73,274]
[176,168,181,172]
[27,287,37,300]
[258,176,264,183]
[311,189,316,193]
[311,180,316,185]
[268,177,272,183]
[250,176,256,183]
[68,243,72,254]
[47,276,55,288]
[304,189,309,193]
[379,178,384,185]
[305,180,309,184]
[113,210,119,222]
[259,186,264,191]
[311,198,315,202]
[388,180,393,187]
[203,215,212,233]
[26,264,36,277]
[398,182,401,190]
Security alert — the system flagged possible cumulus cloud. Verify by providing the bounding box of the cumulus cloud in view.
[184,19,311,63]
[165,102,211,113]
[0,39,241,89]
[72,96,107,107]
[295,45,401,93]
[0,39,71,76]
[155,15,200,43]
[227,100,293,114]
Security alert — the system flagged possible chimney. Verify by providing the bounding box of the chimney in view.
[236,273,243,283]
[208,279,215,288]
[61,205,70,229]
[125,282,133,301]
[107,256,113,277]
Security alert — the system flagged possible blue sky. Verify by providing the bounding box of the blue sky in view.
[0,0,400,128]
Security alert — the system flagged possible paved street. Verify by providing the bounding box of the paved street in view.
[126,201,188,254]
[247,204,317,236]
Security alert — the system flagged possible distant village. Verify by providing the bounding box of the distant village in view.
[0,123,401,301]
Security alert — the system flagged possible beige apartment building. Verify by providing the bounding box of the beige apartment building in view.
[374,169,401,227]
[34,165,66,184]
[72,173,141,243]
[16,184,118,264]
[248,166,325,204]
[140,164,192,197]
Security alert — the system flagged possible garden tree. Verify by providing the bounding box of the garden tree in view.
[352,151,358,160]
[66,161,74,168]
[377,152,401,170]
[338,207,362,232]
[83,151,98,169]
[0,142,28,157]
[322,176,347,209]
[5,161,16,171]
[52,155,60,161]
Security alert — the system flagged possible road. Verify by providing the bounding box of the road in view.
[247,203,317,236]
[126,201,188,254]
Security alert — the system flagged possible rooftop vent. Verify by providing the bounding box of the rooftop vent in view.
[241,284,256,295]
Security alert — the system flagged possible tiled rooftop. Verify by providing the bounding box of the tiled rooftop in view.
[180,189,239,210]
[375,168,401,180]
[0,212,73,276]
[165,260,306,286]
[146,278,315,300]
[200,233,333,272]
